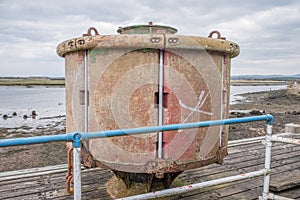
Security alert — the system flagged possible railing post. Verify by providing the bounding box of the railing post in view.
[72,133,82,200]
[260,124,273,200]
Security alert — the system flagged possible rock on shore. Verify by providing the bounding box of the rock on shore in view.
[229,88,300,140]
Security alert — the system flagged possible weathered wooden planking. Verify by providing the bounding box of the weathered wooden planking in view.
[1,137,300,199]
[177,140,300,199]
[270,169,300,192]
[0,164,68,179]
[179,144,300,183]
[179,161,300,199]
[0,169,113,200]
[276,188,300,200]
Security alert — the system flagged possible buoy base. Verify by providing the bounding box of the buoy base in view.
[107,171,184,199]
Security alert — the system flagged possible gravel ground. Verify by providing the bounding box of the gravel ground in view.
[229,88,300,140]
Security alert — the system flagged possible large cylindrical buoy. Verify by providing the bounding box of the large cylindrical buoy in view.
[57,22,239,197]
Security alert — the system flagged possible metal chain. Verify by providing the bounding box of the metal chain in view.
[66,148,74,194]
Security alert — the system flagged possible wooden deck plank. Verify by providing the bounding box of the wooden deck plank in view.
[179,164,300,200]
[0,174,112,200]
[178,150,300,199]
[179,146,300,184]
[275,188,300,199]
[270,169,300,192]
[178,142,300,199]
[0,164,68,179]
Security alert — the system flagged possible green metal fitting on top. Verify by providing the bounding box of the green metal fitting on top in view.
[117,21,178,34]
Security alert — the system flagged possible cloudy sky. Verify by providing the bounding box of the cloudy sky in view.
[0,0,299,77]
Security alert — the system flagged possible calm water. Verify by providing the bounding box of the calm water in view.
[0,85,287,129]
[230,85,287,104]
[0,86,65,129]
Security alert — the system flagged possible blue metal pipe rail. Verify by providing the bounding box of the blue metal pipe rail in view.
[0,115,274,147]
[0,114,274,147]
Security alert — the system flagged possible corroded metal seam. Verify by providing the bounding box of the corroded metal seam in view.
[56,34,239,58]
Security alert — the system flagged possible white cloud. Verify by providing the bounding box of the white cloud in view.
[0,0,299,76]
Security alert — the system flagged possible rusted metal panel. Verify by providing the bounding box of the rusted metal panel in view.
[87,49,159,172]
[58,24,239,175]
[64,51,85,149]
[162,49,225,165]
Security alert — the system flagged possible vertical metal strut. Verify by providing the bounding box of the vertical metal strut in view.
[219,55,225,146]
[158,49,164,159]
[84,50,89,148]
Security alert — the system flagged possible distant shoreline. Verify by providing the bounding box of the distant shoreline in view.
[0,77,65,86]
[230,79,287,86]
[0,77,289,86]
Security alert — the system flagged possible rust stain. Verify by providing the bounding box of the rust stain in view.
[59,24,238,183]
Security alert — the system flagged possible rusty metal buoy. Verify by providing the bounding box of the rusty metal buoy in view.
[57,22,239,197]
